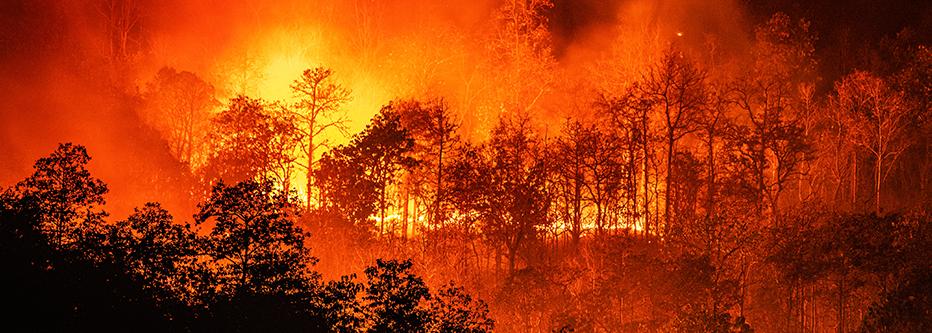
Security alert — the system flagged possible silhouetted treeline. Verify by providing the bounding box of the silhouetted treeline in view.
[0,143,494,332]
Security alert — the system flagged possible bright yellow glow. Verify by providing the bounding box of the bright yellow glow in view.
[211,26,398,207]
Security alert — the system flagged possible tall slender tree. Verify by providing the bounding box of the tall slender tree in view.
[290,67,352,209]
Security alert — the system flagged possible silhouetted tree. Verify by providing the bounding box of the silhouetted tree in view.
[2,143,498,332]
[291,67,352,209]
[551,119,589,248]
[318,275,367,333]
[426,283,494,333]
[195,179,318,297]
[478,115,550,275]
[726,13,816,225]
[552,119,626,240]
[317,144,379,226]
[1,145,182,331]
[7,143,108,251]
[859,269,932,333]
[396,99,461,234]
[601,89,656,236]
[320,103,416,237]
[106,202,200,305]
[364,259,431,333]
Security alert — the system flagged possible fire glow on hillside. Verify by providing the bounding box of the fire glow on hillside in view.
[0,0,929,332]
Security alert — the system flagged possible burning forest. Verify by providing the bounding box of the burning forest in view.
[0,0,930,332]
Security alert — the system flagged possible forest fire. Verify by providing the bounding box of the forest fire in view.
[0,0,930,332]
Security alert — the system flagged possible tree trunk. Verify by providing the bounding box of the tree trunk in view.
[379,185,386,237]
[507,245,517,276]
[306,132,315,211]
[851,153,858,208]
[664,135,674,238]
[706,134,715,221]
[435,123,445,227]
[643,123,651,238]
[875,153,882,215]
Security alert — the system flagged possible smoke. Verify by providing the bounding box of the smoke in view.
[0,0,755,217]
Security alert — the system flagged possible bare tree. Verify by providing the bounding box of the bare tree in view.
[143,67,218,167]
[97,0,140,63]
[640,50,707,238]
[487,0,556,121]
[551,119,589,248]
[699,85,729,221]
[726,13,816,225]
[832,71,912,214]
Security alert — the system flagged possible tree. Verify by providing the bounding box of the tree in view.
[346,103,418,236]
[722,119,811,224]
[600,89,657,236]
[202,96,301,189]
[478,0,555,134]
[7,143,109,250]
[317,275,367,333]
[670,307,753,333]
[96,0,140,64]
[316,145,379,227]
[290,67,352,209]
[426,284,495,333]
[859,266,932,333]
[480,115,550,275]
[142,67,217,167]
[551,119,589,247]
[726,13,816,224]
[195,180,317,297]
[640,50,707,237]
[832,71,912,214]
[698,85,730,222]
[552,119,626,241]
[364,259,431,333]
[580,124,626,235]
[107,202,200,304]
[396,99,461,233]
